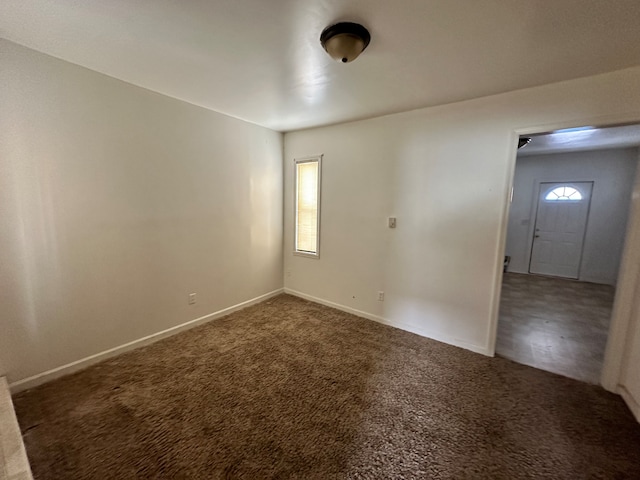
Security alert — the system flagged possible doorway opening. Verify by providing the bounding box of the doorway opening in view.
[496,124,640,384]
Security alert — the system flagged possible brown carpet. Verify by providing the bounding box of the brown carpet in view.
[13,294,640,479]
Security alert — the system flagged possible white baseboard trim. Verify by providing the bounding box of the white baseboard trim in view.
[9,288,284,394]
[619,385,640,423]
[283,288,490,356]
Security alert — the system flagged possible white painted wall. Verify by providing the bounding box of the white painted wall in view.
[505,149,638,285]
[619,269,640,421]
[284,65,640,357]
[614,148,640,420]
[0,40,284,384]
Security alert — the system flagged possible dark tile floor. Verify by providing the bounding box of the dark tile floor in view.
[496,273,614,384]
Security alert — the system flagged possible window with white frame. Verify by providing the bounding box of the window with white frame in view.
[294,155,322,257]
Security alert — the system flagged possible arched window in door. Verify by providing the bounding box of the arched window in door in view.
[545,186,583,201]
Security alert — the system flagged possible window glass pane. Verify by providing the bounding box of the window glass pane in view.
[545,186,582,201]
[296,160,319,254]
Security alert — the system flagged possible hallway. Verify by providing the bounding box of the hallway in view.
[496,273,614,384]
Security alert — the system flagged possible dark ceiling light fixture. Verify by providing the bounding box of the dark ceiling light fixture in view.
[518,137,532,149]
[320,22,371,63]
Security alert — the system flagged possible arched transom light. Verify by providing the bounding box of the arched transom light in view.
[545,186,583,201]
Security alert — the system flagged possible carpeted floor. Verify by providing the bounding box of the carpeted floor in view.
[13,294,640,479]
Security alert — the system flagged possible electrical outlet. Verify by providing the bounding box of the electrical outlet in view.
[377,291,384,301]
[188,293,196,305]
[388,217,396,228]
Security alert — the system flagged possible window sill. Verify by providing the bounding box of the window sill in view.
[293,251,320,259]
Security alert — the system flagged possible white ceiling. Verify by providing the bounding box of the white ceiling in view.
[2,0,640,132]
[519,125,640,156]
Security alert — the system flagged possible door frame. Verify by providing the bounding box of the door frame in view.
[527,180,594,279]
[488,113,640,394]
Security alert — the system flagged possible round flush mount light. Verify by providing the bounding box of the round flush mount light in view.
[320,22,371,63]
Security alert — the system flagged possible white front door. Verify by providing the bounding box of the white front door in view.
[529,182,593,279]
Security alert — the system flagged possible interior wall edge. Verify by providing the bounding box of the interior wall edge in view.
[0,377,33,478]
[485,131,520,357]
[8,288,284,395]
[619,385,640,423]
[601,160,640,392]
[283,288,491,356]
